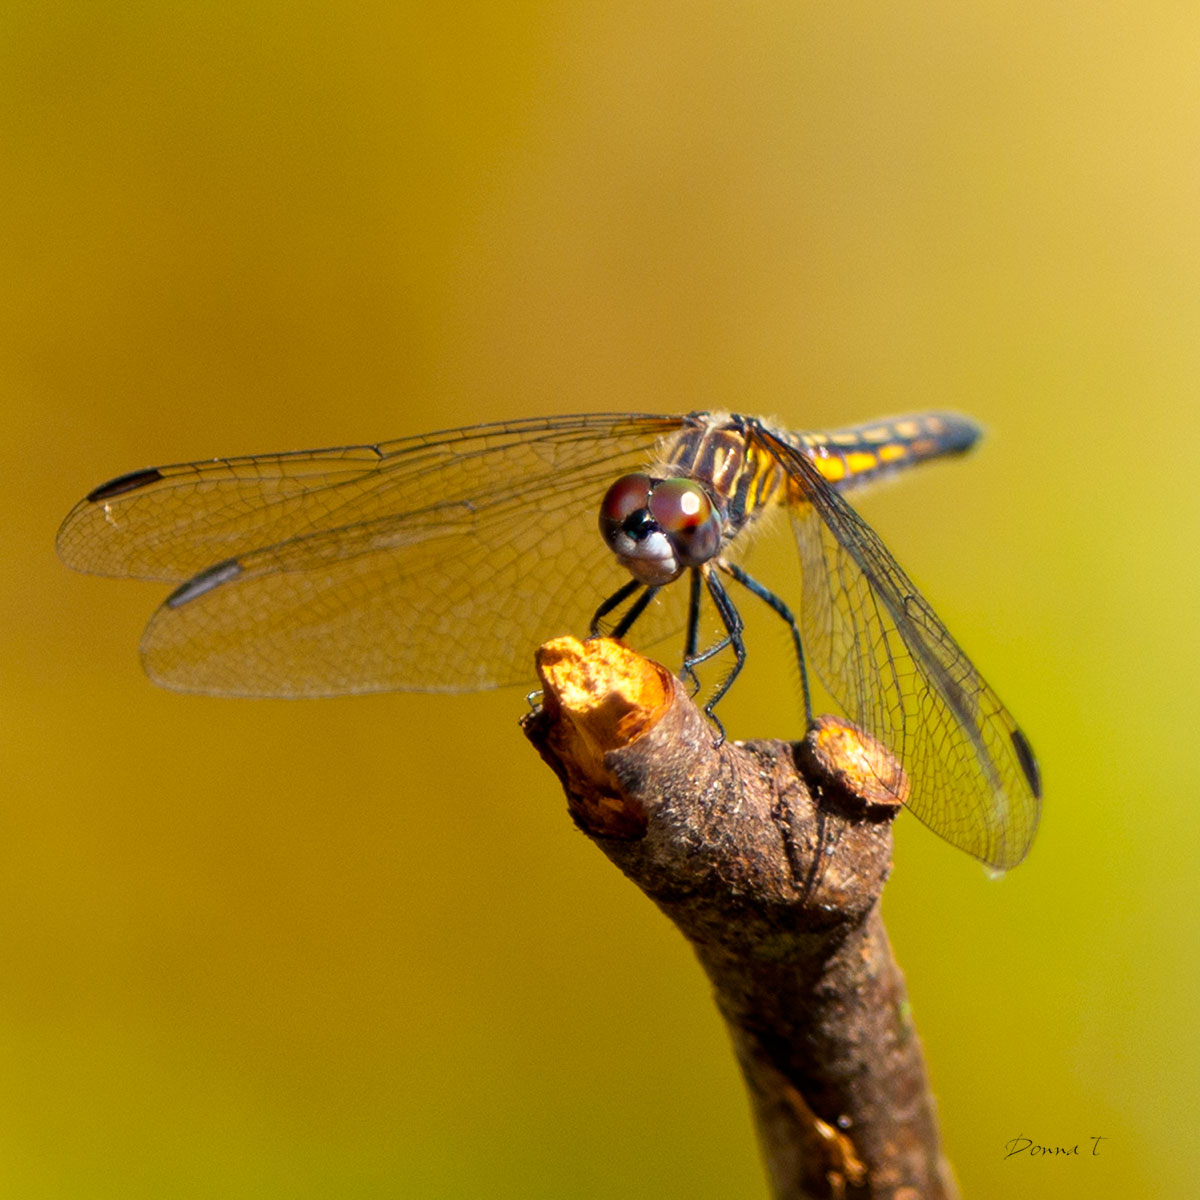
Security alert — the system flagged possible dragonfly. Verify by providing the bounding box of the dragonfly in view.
[57,410,1041,871]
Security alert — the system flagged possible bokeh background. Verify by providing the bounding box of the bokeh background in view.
[3,3,1197,1197]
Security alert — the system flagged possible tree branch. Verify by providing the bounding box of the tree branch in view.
[521,637,958,1200]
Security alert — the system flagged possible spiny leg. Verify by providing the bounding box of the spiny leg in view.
[692,567,747,743]
[720,559,830,885]
[590,580,667,648]
[589,578,642,636]
[680,568,703,696]
[721,559,813,726]
[611,584,658,640]
[680,572,740,705]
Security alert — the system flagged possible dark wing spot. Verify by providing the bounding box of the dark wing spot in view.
[166,558,244,608]
[86,467,165,502]
[1010,727,1042,799]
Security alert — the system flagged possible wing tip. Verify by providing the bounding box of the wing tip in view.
[85,467,165,503]
[1009,727,1042,799]
[165,558,245,608]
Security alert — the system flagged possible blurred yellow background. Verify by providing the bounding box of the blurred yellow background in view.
[3,2,1196,1197]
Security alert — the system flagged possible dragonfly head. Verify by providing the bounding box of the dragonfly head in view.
[599,473,722,586]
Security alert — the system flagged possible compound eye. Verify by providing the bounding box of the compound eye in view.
[599,473,654,551]
[600,474,652,524]
[649,478,721,566]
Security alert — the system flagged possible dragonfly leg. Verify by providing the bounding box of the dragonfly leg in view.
[720,559,813,727]
[680,569,703,697]
[688,567,748,744]
[589,578,642,635]
[592,581,661,643]
[611,583,659,639]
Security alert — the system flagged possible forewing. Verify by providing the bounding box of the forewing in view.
[57,414,679,581]
[762,431,1041,871]
[71,413,691,695]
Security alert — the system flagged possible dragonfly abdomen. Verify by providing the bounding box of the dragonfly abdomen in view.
[792,412,982,491]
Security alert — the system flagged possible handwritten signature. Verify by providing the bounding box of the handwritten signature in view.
[1004,1135,1106,1159]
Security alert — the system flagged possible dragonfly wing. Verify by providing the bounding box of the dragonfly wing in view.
[102,414,691,696]
[760,431,1041,871]
[57,413,680,582]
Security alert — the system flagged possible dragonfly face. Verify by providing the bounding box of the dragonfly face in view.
[599,473,723,585]
[57,410,1041,871]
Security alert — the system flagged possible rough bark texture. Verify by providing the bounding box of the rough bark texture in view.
[522,637,958,1200]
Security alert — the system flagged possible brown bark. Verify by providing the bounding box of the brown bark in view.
[521,637,958,1200]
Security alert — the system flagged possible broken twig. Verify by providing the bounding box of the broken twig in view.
[522,636,958,1200]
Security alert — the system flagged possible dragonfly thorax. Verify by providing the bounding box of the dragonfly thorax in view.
[599,473,723,586]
